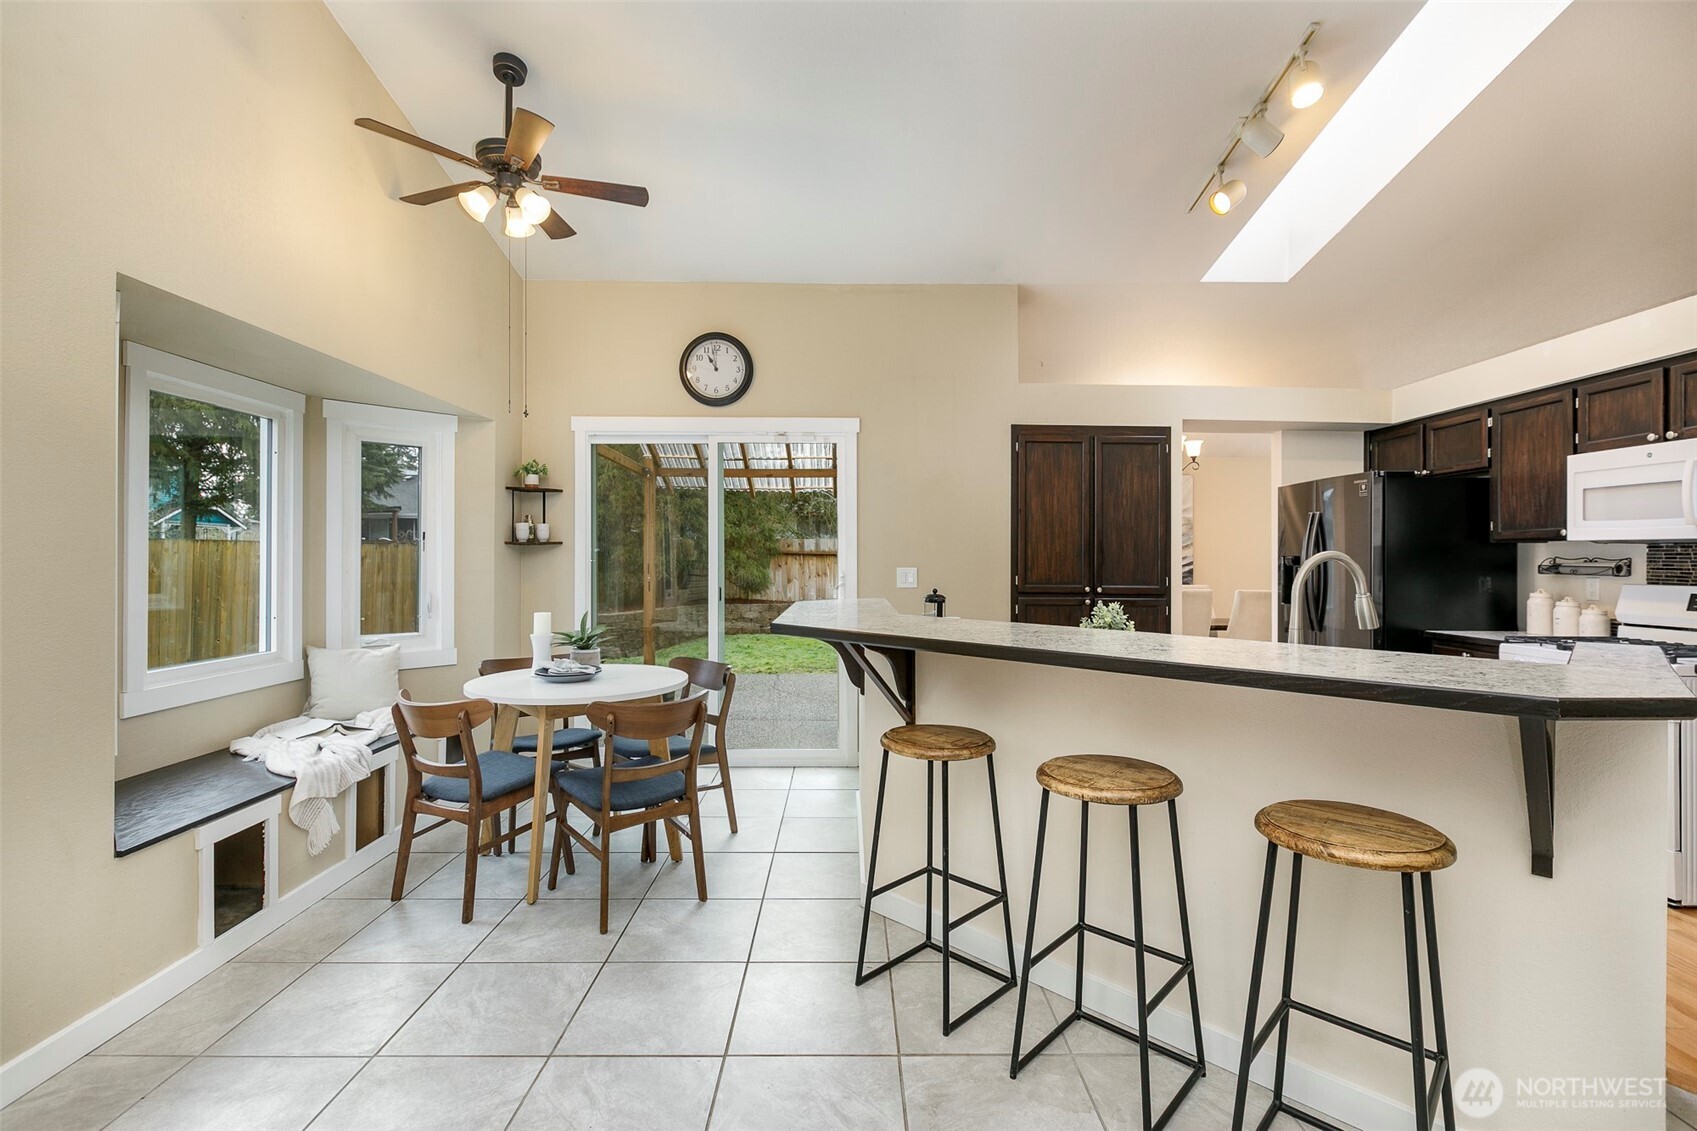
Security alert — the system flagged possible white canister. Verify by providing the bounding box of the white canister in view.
[1579,604,1611,637]
[536,523,551,543]
[1526,588,1555,635]
[514,521,532,543]
[1552,596,1580,636]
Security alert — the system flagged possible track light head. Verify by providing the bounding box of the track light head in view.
[1290,53,1325,109]
[1240,111,1284,159]
[1208,176,1246,216]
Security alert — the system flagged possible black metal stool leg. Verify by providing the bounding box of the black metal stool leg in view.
[855,749,893,985]
[1169,800,1207,1079]
[1233,842,1280,1130]
[1422,872,1455,1130]
[1270,854,1302,1112]
[1010,789,1052,1078]
[1128,805,1154,1131]
[986,753,1019,984]
[940,760,953,1034]
[1402,873,1432,1131]
[925,760,935,949]
[1076,802,1089,1009]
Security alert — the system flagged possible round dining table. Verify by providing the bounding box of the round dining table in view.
[462,663,689,903]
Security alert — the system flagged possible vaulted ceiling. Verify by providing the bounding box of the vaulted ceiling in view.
[331,1,1697,389]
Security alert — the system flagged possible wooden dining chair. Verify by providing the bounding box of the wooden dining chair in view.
[390,691,542,923]
[609,657,742,831]
[477,655,603,855]
[548,694,710,932]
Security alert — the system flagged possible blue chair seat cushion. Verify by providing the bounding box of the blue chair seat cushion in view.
[510,727,602,754]
[610,734,715,761]
[554,764,687,812]
[421,751,537,804]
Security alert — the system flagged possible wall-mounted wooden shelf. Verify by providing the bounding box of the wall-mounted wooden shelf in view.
[508,485,562,495]
[504,540,563,547]
[506,484,560,546]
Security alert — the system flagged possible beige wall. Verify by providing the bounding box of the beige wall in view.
[514,282,1388,626]
[1186,456,1274,620]
[0,2,521,1061]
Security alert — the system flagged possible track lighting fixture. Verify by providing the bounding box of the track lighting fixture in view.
[1188,22,1323,217]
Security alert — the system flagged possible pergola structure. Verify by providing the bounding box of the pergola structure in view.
[595,441,836,661]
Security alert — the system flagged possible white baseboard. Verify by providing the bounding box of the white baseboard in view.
[0,832,399,1107]
[871,889,1417,1131]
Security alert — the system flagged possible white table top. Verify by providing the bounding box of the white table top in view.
[462,663,687,708]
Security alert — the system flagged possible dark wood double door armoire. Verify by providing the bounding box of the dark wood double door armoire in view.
[1011,425,1172,633]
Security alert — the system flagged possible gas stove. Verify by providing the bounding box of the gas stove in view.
[1497,585,1697,672]
[1500,634,1697,668]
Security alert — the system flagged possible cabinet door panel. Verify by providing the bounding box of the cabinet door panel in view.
[1368,423,1424,473]
[1013,595,1092,626]
[1491,388,1573,541]
[1012,430,1092,593]
[1575,366,1666,453]
[1094,433,1169,598]
[1666,355,1697,441]
[1424,407,1490,475]
[1119,599,1170,635]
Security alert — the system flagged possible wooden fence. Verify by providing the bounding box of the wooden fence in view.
[730,538,839,602]
[147,540,418,668]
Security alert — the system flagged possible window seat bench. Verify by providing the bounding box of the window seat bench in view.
[114,734,400,857]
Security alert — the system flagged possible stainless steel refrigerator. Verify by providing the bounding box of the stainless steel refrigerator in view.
[1277,473,1517,652]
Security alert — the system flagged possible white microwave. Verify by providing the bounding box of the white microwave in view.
[1567,436,1697,541]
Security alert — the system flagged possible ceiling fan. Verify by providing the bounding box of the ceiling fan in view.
[355,51,648,240]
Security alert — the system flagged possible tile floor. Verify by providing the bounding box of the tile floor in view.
[7,766,1671,1129]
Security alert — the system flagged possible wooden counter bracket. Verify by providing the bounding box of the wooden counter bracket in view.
[1518,717,1555,878]
[831,642,916,725]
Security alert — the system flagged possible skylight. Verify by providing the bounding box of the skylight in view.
[1203,0,1570,284]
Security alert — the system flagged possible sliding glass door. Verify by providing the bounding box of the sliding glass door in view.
[576,420,858,763]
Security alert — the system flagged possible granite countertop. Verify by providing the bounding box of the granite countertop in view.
[773,600,1697,721]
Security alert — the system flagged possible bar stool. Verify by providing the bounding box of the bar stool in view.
[855,724,1019,1034]
[1010,755,1206,1131]
[1232,800,1457,1131]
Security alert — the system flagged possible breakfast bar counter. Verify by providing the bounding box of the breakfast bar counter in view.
[774,599,1686,1128]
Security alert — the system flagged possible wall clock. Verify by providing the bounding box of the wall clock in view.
[680,332,754,407]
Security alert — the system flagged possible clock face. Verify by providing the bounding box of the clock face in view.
[680,333,753,406]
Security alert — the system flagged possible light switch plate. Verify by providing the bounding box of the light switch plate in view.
[1584,578,1601,601]
[896,567,918,589]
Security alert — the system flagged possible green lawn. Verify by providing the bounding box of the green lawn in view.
[609,633,838,674]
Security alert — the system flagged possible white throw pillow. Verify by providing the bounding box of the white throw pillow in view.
[304,644,401,722]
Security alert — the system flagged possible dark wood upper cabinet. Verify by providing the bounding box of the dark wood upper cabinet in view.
[1011,430,1093,593]
[1491,387,1573,542]
[1423,407,1490,475]
[1666,355,1697,441]
[1575,366,1666,452]
[1367,422,1424,473]
[1011,424,1171,629]
[1093,433,1169,598]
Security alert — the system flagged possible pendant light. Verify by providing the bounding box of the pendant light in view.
[503,200,535,238]
[514,186,552,225]
[457,184,497,222]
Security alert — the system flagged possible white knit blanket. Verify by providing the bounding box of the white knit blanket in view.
[232,708,391,855]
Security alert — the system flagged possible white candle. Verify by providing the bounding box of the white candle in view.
[533,611,552,636]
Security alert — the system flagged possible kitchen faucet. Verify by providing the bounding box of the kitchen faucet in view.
[1287,550,1381,643]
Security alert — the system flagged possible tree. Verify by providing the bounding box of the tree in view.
[148,392,261,539]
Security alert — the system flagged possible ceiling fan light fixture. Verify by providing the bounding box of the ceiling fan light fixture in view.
[503,201,535,238]
[457,184,497,222]
[1289,54,1325,110]
[1209,177,1246,216]
[1240,111,1284,159]
[514,186,552,225]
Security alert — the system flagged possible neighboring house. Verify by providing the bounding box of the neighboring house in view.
[362,473,420,543]
[148,505,252,541]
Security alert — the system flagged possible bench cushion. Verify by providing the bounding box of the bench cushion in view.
[554,765,686,813]
[422,751,536,804]
[510,727,602,755]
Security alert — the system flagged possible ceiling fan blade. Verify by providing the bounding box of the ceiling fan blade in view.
[354,118,482,170]
[504,109,554,168]
[539,211,577,240]
[538,175,649,208]
[399,180,487,206]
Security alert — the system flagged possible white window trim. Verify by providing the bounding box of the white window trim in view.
[121,343,305,719]
[323,400,457,669]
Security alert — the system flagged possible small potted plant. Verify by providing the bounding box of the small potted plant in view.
[555,612,608,667]
[1079,601,1136,632]
[514,459,549,488]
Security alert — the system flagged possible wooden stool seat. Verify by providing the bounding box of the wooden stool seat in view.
[1036,754,1182,806]
[880,724,995,761]
[1255,799,1456,873]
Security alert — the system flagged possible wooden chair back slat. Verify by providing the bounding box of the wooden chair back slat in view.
[393,692,494,783]
[668,656,736,734]
[478,652,566,677]
[584,695,708,786]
